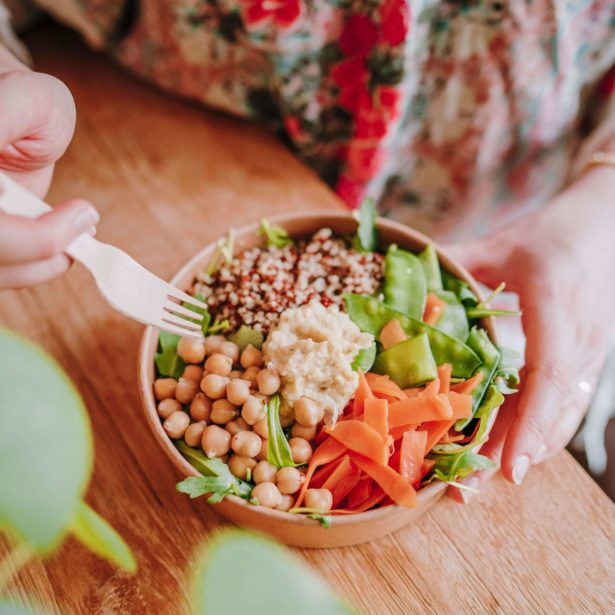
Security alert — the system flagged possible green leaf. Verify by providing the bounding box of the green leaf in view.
[154,330,185,378]
[207,229,236,275]
[351,342,376,372]
[307,514,332,528]
[266,395,296,468]
[432,290,470,342]
[0,329,92,552]
[184,293,212,333]
[70,501,136,573]
[494,346,522,394]
[228,325,264,351]
[433,450,496,483]
[441,270,479,307]
[352,198,377,252]
[194,531,354,615]
[260,219,294,248]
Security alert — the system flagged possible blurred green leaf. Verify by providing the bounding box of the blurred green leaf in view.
[194,532,354,615]
[70,501,136,573]
[0,329,92,552]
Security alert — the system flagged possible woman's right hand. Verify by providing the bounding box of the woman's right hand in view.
[0,44,98,290]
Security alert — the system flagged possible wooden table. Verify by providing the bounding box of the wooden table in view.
[2,23,615,615]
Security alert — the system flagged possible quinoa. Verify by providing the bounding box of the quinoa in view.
[194,228,385,334]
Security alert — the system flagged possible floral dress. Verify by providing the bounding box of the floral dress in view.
[3,0,615,239]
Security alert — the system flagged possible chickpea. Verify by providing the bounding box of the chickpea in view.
[184,421,207,447]
[276,467,305,495]
[226,378,251,406]
[177,336,206,364]
[231,430,262,458]
[228,455,257,480]
[291,423,317,441]
[241,395,266,425]
[219,340,239,363]
[289,437,313,464]
[276,495,295,512]
[256,369,281,396]
[253,417,269,439]
[154,378,177,401]
[210,399,238,424]
[200,374,229,399]
[240,344,263,369]
[304,488,333,513]
[294,397,324,427]
[190,393,211,422]
[257,438,269,461]
[225,417,249,436]
[163,411,190,439]
[251,482,283,509]
[157,398,181,419]
[242,366,260,385]
[175,378,199,405]
[183,365,204,382]
[201,425,231,458]
[205,353,233,377]
[204,335,225,356]
[229,369,242,379]
[253,460,277,484]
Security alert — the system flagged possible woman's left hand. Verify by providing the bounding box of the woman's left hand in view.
[446,163,615,499]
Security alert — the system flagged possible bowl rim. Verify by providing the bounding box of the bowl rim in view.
[138,211,497,527]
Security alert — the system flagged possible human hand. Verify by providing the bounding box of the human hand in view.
[0,44,98,290]
[446,165,615,498]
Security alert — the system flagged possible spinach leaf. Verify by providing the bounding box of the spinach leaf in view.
[494,346,522,394]
[229,324,264,351]
[433,449,496,483]
[441,270,479,307]
[352,198,378,252]
[266,394,296,468]
[154,330,185,378]
[260,218,294,248]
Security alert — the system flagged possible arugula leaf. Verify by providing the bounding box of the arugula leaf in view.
[266,394,296,468]
[207,317,231,334]
[181,293,211,334]
[207,229,236,275]
[260,219,294,248]
[154,330,185,378]
[466,283,521,319]
[351,342,376,372]
[433,449,496,483]
[229,325,264,351]
[352,198,378,252]
[289,508,333,529]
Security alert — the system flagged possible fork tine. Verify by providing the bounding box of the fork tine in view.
[168,288,208,310]
[163,300,204,322]
[161,313,203,334]
[158,321,202,338]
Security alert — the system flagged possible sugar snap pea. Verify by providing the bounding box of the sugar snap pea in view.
[344,294,481,378]
[383,246,427,319]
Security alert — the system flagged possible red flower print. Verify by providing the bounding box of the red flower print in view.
[354,86,401,139]
[242,0,303,31]
[284,116,303,141]
[331,57,369,112]
[379,0,410,47]
[336,174,367,209]
[340,14,378,56]
[347,145,385,181]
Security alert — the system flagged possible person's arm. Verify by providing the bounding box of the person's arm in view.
[448,131,615,496]
[0,43,98,290]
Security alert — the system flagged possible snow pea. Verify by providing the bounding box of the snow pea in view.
[372,332,438,388]
[433,290,470,342]
[418,243,443,292]
[455,326,501,430]
[383,246,427,319]
[345,294,481,378]
[352,342,377,372]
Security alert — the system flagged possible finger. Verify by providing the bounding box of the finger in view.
[0,199,99,265]
[448,395,518,503]
[0,254,71,290]
[500,299,572,484]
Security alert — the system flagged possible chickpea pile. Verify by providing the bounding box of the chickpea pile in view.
[154,334,333,514]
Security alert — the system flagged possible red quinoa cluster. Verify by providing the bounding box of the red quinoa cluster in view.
[195,228,384,334]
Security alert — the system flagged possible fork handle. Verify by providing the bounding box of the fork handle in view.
[0,171,96,264]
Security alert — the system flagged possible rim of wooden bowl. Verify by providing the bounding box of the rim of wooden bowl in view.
[138,211,498,531]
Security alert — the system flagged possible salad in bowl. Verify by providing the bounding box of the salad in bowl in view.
[139,203,519,547]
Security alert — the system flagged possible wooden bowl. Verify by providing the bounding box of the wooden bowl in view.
[138,212,497,548]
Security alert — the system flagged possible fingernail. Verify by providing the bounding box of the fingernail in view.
[533,443,549,465]
[74,206,99,232]
[512,455,531,485]
[460,477,480,503]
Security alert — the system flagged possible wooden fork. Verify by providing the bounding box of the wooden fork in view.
[0,172,206,338]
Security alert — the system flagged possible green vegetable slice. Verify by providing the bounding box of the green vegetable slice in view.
[493,346,522,394]
[266,395,295,468]
[441,270,479,307]
[345,294,481,378]
[228,325,264,352]
[372,333,438,388]
[432,290,470,342]
[383,245,427,319]
[418,243,443,292]
[154,330,185,378]
[351,342,377,372]
[260,219,294,248]
[352,198,378,252]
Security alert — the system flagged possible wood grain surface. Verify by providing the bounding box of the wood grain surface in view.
[1,23,614,615]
